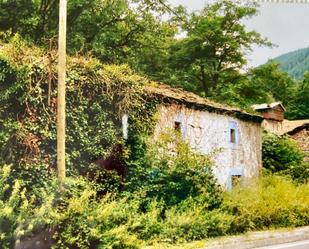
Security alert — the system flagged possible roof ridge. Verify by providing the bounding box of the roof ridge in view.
[145,83,263,122]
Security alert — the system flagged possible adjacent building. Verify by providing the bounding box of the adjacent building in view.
[285,121,309,162]
[252,102,309,162]
[251,102,286,134]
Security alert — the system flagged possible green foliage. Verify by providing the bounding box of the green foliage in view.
[222,175,309,232]
[0,0,273,103]
[0,165,37,249]
[213,62,307,120]
[2,166,309,249]
[289,162,309,184]
[218,63,291,106]
[262,132,304,172]
[286,72,309,119]
[0,11,308,247]
[50,187,141,248]
[0,0,177,69]
[141,132,222,209]
[160,0,269,96]
[262,132,308,182]
[273,47,309,80]
[247,62,296,106]
[0,38,147,177]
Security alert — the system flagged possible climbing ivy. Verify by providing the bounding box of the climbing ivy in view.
[0,36,149,181]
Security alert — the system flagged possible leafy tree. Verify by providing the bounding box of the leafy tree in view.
[0,0,58,42]
[248,62,296,105]
[0,0,177,67]
[212,62,299,113]
[286,71,309,119]
[240,62,307,120]
[162,0,270,96]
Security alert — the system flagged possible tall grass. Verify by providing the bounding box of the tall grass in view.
[222,175,309,232]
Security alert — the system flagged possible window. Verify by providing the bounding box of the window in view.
[231,175,242,189]
[230,128,236,143]
[228,168,244,191]
[174,121,181,132]
[228,121,239,145]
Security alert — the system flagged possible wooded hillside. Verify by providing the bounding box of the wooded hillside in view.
[273,47,309,80]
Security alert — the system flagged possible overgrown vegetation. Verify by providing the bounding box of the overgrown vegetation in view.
[0,1,308,246]
[0,133,224,248]
[222,175,309,232]
[1,0,307,119]
[262,132,308,183]
[0,35,147,181]
[1,157,309,248]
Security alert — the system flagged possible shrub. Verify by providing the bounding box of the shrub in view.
[139,131,222,209]
[2,164,309,248]
[262,132,304,172]
[222,175,309,233]
[0,165,36,249]
[161,203,233,242]
[262,132,308,182]
[289,162,309,183]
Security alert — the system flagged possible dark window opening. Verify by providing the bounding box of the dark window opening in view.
[231,175,241,189]
[174,121,181,132]
[230,128,236,143]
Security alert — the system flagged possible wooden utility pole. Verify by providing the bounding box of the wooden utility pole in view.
[57,0,67,188]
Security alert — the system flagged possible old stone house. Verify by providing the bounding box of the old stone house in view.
[145,84,263,190]
[252,102,309,162]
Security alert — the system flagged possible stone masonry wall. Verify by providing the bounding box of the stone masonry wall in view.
[291,129,309,162]
[154,104,262,188]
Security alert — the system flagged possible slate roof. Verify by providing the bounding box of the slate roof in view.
[280,119,309,135]
[145,83,263,123]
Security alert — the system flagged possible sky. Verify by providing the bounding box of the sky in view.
[168,1,309,67]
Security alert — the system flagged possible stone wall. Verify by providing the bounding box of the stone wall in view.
[262,119,283,134]
[154,104,262,189]
[291,128,309,162]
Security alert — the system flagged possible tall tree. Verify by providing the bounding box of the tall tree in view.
[163,0,270,96]
[213,62,299,114]
[286,71,309,119]
[0,0,177,67]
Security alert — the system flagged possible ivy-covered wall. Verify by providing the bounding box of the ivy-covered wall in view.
[0,37,148,177]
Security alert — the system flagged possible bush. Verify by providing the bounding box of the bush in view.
[222,175,309,233]
[2,163,309,249]
[262,132,308,182]
[0,130,225,248]
[290,162,309,183]
[139,131,222,209]
[0,165,37,249]
[161,203,233,242]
